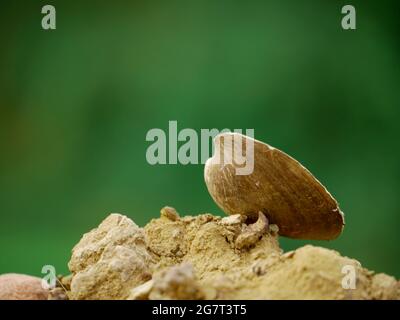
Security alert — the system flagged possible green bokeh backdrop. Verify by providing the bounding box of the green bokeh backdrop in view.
[0,1,399,278]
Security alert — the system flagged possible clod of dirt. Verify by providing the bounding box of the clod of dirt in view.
[231,245,398,300]
[0,274,48,300]
[48,287,68,300]
[130,263,206,300]
[68,213,154,299]
[370,273,399,300]
[128,279,154,300]
[67,207,399,300]
[234,211,269,249]
[46,275,72,300]
[144,208,281,282]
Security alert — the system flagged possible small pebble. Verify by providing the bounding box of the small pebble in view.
[0,273,48,300]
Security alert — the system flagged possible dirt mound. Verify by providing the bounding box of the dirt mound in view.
[66,207,398,300]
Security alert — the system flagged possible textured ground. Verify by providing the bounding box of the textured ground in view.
[65,207,399,300]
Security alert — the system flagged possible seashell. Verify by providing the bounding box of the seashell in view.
[204,133,344,240]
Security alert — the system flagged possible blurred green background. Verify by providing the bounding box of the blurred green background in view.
[0,1,399,279]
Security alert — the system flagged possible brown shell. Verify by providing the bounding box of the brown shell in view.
[204,133,344,240]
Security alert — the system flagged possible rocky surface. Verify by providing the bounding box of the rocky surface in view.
[64,207,399,300]
[68,213,154,299]
[128,263,206,300]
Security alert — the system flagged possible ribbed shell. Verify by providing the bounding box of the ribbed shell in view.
[204,133,344,240]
